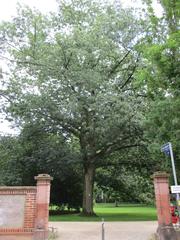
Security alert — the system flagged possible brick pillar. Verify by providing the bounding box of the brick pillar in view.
[152,172,177,240]
[34,174,53,240]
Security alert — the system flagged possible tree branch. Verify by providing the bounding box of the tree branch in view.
[0,90,14,104]
[106,143,141,155]
[35,108,81,137]
[120,54,140,89]
[107,50,131,78]
[0,55,58,72]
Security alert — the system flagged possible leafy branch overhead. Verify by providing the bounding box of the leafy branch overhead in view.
[0,1,144,162]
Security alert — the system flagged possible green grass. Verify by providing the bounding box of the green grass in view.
[49,203,157,222]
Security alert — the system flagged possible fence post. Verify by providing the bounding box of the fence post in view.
[102,218,105,240]
[152,171,177,240]
[34,174,53,240]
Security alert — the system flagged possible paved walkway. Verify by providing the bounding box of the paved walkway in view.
[50,221,157,240]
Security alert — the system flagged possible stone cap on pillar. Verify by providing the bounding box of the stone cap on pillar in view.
[151,171,170,179]
[35,174,53,181]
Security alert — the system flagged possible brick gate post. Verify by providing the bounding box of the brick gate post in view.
[34,174,53,240]
[152,172,177,240]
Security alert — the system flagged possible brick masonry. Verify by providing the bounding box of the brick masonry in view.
[0,174,53,240]
[152,172,177,240]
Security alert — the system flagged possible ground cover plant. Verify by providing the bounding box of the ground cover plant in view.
[49,203,157,222]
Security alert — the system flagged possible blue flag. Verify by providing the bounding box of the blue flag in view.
[161,143,171,156]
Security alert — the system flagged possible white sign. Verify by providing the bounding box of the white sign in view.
[171,185,180,194]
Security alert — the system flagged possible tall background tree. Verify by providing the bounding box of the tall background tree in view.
[0,0,145,215]
[136,0,180,177]
[0,122,83,210]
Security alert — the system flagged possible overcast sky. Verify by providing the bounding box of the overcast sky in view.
[0,0,163,135]
[0,0,162,21]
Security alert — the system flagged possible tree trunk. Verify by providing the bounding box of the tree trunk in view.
[82,163,96,216]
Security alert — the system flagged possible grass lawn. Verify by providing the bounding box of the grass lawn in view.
[49,203,157,222]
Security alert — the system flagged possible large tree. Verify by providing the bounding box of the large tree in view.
[0,0,144,215]
[136,0,180,174]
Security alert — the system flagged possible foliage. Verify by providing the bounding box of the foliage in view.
[0,136,23,185]
[94,145,156,204]
[48,228,58,240]
[0,122,83,209]
[135,0,180,176]
[96,166,154,205]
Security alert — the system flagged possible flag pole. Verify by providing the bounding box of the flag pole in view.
[169,142,180,221]
[169,142,178,186]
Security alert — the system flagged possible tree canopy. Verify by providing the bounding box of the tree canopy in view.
[0,0,145,215]
[136,0,180,172]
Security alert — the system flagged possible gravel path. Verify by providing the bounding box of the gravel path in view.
[49,221,157,240]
